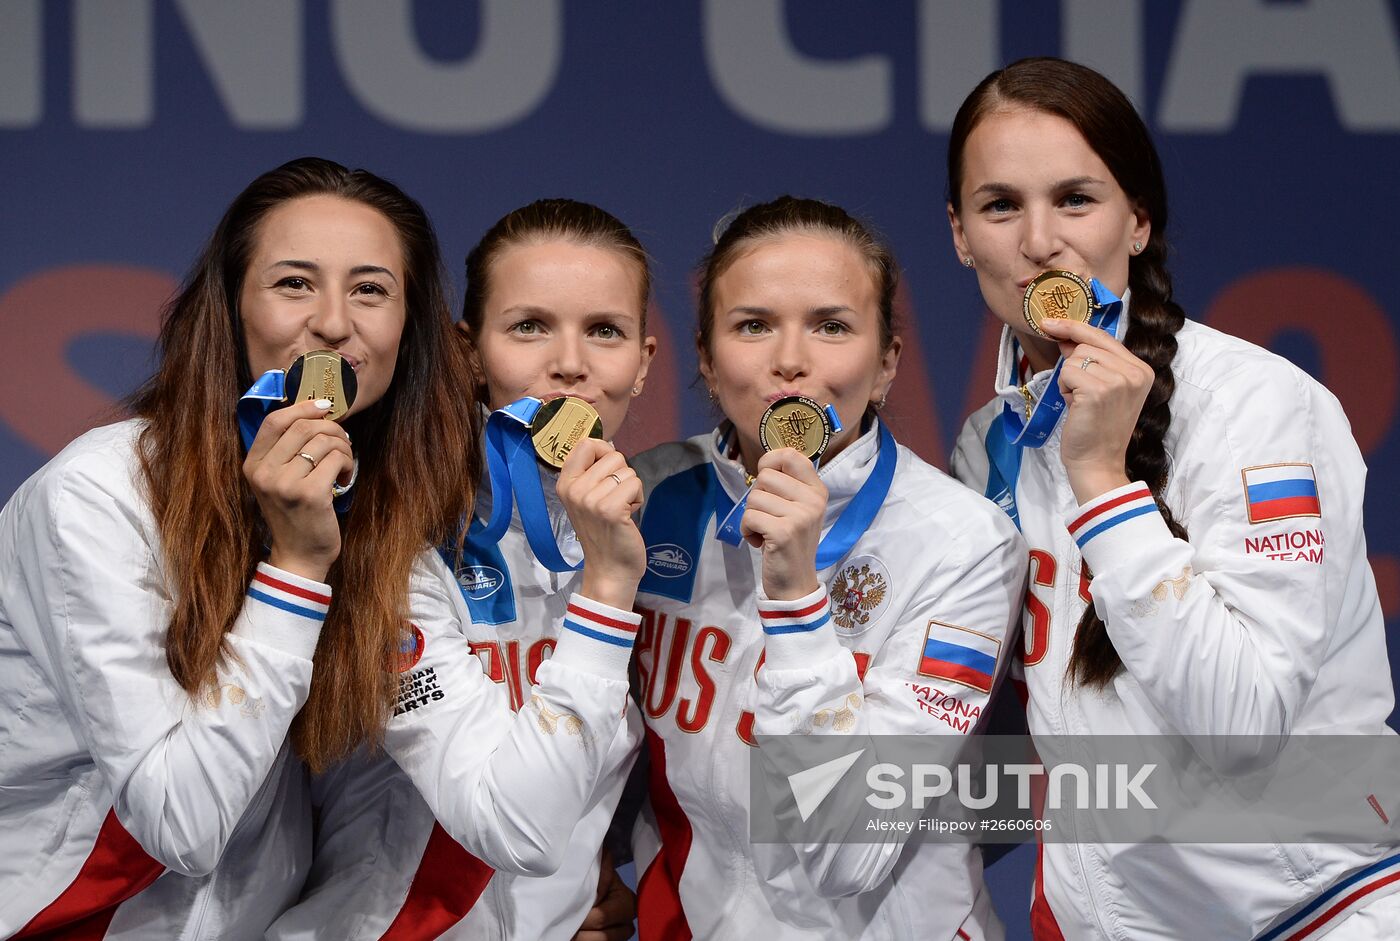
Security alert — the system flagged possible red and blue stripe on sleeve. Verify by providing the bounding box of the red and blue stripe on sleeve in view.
[247,563,331,622]
[1067,485,1159,549]
[758,592,832,636]
[563,594,641,648]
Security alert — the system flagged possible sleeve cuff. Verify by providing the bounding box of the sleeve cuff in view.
[1065,481,1175,574]
[238,562,330,659]
[552,593,640,678]
[757,586,844,672]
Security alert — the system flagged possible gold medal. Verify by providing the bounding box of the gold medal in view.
[285,349,357,422]
[530,396,603,469]
[1022,270,1097,338]
[758,395,832,462]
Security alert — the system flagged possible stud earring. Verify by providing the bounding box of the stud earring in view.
[962,257,974,268]
[631,387,640,396]
[1133,241,1143,253]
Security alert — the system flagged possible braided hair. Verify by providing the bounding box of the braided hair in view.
[947,58,1189,687]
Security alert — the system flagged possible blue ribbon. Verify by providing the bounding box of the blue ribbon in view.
[715,404,845,546]
[437,517,519,625]
[237,369,288,452]
[716,419,898,573]
[479,397,582,573]
[983,279,1123,527]
[237,369,355,513]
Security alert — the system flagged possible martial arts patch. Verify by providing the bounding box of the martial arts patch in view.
[829,555,890,636]
[395,623,425,673]
[917,620,1000,694]
[1242,463,1321,524]
[395,666,444,716]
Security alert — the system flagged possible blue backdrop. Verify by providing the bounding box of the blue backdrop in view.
[4,2,1399,936]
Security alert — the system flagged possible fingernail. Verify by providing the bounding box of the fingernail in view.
[313,399,333,410]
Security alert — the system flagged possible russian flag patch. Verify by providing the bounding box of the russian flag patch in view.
[1242,463,1321,524]
[917,620,1001,694]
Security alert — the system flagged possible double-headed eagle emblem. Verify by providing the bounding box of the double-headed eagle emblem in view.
[832,562,887,632]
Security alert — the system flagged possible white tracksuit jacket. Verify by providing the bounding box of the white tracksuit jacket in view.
[0,420,320,939]
[952,315,1400,940]
[266,475,643,940]
[628,419,1027,940]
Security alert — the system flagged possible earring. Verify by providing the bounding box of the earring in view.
[873,396,887,411]
[962,257,974,268]
[707,388,718,402]
[631,387,640,396]
[1133,241,1142,253]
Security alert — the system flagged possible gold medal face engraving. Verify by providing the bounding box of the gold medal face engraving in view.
[1022,270,1095,338]
[758,395,832,462]
[530,396,604,469]
[287,349,356,422]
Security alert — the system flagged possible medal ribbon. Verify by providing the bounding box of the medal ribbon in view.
[984,278,1123,527]
[237,369,288,451]
[437,516,519,625]
[237,369,356,512]
[479,397,582,573]
[714,403,843,547]
[715,418,897,573]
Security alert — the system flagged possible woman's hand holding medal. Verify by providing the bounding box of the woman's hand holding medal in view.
[1040,315,1155,504]
[242,398,354,581]
[556,437,646,610]
[742,449,828,601]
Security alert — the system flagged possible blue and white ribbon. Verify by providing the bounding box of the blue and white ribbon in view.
[983,279,1123,529]
[237,369,356,511]
[717,414,898,573]
[479,397,582,573]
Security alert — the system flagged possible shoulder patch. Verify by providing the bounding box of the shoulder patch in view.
[1242,463,1320,524]
[395,623,425,673]
[829,555,890,636]
[917,619,1000,694]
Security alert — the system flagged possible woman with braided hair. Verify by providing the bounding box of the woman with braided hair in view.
[948,58,1399,939]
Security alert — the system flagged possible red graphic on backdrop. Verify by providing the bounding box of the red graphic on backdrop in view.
[0,265,171,455]
[1204,268,1397,456]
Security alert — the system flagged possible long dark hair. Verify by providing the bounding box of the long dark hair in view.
[948,58,1189,688]
[128,157,481,770]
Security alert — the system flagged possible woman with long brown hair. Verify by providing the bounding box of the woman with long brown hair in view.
[948,58,1399,939]
[0,156,476,938]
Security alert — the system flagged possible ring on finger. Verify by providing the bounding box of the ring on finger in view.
[1079,355,1097,371]
[298,451,318,469]
[606,473,623,486]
